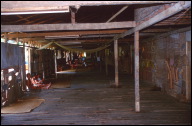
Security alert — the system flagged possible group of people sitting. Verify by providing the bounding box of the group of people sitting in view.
[26,73,51,90]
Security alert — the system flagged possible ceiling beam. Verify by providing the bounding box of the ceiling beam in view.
[19,37,133,44]
[5,29,127,38]
[1,6,70,15]
[115,1,191,39]
[1,21,135,32]
[106,5,129,23]
[54,38,133,43]
[1,1,178,9]
[45,34,118,39]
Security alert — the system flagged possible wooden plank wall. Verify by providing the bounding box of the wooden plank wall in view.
[30,49,55,79]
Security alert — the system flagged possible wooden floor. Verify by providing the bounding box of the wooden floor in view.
[1,68,191,125]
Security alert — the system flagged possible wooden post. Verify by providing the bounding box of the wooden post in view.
[114,39,119,86]
[54,50,58,79]
[4,69,9,102]
[134,31,140,112]
[28,48,31,74]
[4,33,8,43]
[71,11,75,24]
[16,37,19,45]
[105,49,108,76]
[22,42,27,91]
[100,52,102,72]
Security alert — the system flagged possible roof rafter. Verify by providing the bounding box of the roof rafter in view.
[115,1,191,39]
[106,5,129,23]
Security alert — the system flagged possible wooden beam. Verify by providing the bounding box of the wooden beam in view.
[80,34,117,38]
[19,38,134,44]
[46,34,117,39]
[5,29,127,38]
[116,1,191,39]
[20,38,45,42]
[106,5,129,23]
[114,39,119,87]
[55,38,133,43]
[1,1,178,9]
[1,6,69,15]
[1,21,136,32]
[134,31,140,112]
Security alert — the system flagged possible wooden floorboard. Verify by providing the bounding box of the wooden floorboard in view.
[1,69,191,125]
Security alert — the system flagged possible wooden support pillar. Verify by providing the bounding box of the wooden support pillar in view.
[28,47,31,74]
[4,33,8,43]
[42,61,45,79]
[22,42,27,91]
[114,39,119,86]
[54,50,58,79]
[16,37,19,45]
[134,31,140,112]
[71,10,75,24]
[4,69,9,101]
[105,49,108,76]
[99,52,102,72]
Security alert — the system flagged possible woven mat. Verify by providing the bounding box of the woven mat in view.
[1,99,45,114]
[51,77,71,89]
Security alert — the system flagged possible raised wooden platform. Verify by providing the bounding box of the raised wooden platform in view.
[1,70,191,125]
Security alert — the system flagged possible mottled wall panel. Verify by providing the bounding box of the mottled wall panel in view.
[140,30,191,101]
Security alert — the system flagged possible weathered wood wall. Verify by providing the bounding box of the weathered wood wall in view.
[30,48,55,79]
[140,30,191,101]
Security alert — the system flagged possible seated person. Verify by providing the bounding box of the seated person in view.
[34,74,44,84]
[26,73,51,90]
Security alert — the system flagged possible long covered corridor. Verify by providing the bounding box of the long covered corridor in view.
[1,68,191,125]
[1,1,191,125]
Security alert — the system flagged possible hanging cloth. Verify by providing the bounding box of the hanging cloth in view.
[37,42,54,50]
[57,50,62,59]
[37,42,111,53]
[54,42,111,53]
